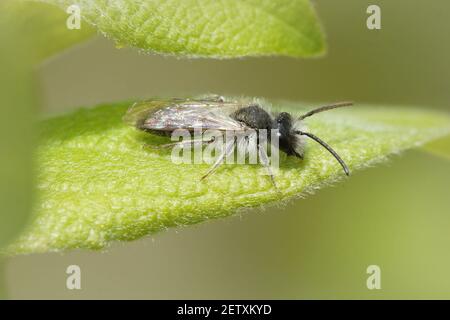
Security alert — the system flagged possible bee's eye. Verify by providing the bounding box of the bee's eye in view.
[277,112,291,123]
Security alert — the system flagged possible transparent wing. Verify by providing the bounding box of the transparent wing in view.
[123,99,181,127]
[124,98,247,132]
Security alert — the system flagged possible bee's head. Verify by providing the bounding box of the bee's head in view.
[275,112,304,158]
[276,101,353,176]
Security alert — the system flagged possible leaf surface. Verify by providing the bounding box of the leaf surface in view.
[42,0,326,58]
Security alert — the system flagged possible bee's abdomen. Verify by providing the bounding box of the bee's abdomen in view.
[231,105,273,130]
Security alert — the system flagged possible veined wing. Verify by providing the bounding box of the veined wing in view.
[124,98,247,132]
[123,99,182,127]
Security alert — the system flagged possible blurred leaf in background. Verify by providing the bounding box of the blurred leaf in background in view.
[10,1,95,63]
[0,1,37,299]
[0,2,36,253]
[0,0,99,251]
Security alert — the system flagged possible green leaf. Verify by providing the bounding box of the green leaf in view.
[42,0,326,58]
[422,135,450,160]
[4,100,450,254]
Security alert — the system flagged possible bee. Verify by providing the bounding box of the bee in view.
[124,95,352,187]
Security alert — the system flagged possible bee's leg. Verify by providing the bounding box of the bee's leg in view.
[201,136,236,181]
[258,143,278,190]
[293,149,304,160]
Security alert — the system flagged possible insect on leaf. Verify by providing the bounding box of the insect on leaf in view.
[4,100,450,254]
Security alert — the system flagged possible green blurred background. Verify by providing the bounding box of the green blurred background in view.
[4,0,450,298]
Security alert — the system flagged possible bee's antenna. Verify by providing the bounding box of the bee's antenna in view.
[298,101,353,121]
[295,131,350,176]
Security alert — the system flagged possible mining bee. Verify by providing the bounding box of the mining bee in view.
[124,95,351,187]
